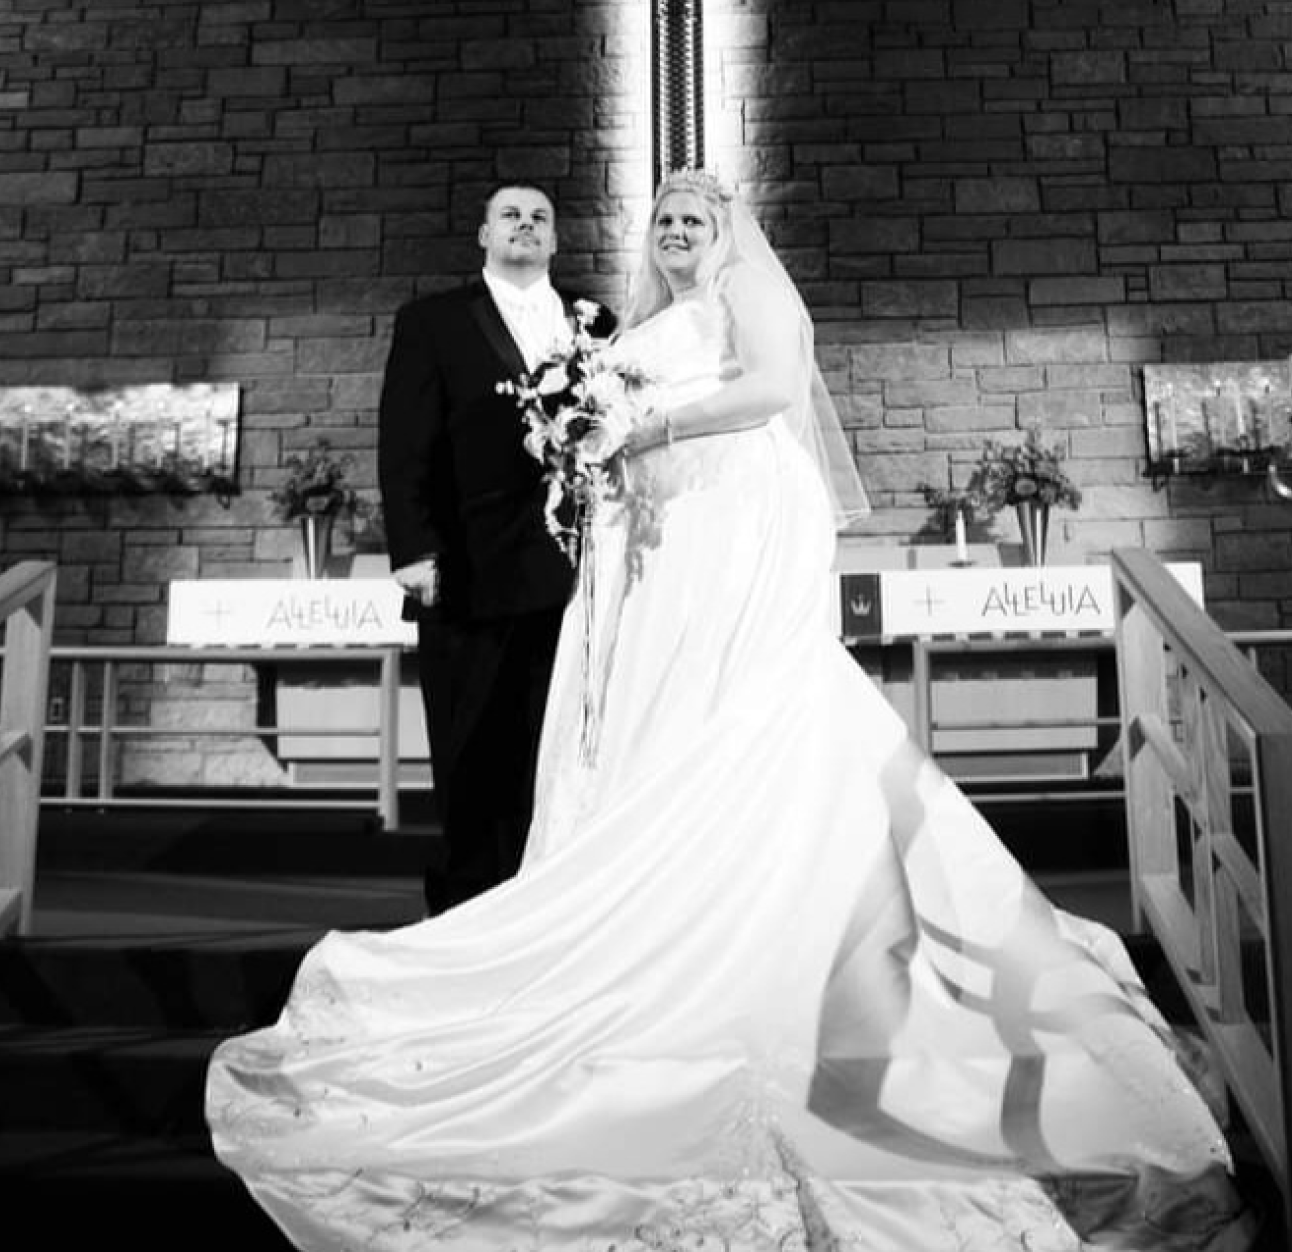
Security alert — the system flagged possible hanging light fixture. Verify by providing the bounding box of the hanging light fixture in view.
[651,0,705,185]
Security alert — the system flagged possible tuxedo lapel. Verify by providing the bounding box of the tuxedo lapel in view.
[468,285,528,379]
[558,291,578,335]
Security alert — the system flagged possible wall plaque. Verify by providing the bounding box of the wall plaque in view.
[0,382,240,495]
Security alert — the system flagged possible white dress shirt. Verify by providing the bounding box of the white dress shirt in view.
[482,270,571,373]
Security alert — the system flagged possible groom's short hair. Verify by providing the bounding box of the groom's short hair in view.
[480,180,558,221]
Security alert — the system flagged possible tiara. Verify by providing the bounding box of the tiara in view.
[658,168,734,202]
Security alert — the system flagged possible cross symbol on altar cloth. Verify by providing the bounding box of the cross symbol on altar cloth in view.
[203,600,233,629]
[914,585,945,617]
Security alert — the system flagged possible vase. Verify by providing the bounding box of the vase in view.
[299,511,335,579]
[1015,500,1050,566]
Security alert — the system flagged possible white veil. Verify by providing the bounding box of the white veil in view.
[626,171,871,529]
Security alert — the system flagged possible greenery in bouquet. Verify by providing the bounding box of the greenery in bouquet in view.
[269,436,361,521]
[498,299,653,564]
[966,424,1082,513]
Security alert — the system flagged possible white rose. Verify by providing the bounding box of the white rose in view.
[578,369,628,412]
[522,425,547,462]
[578,416,628,465]
[536,363,570,396]
[553,408,584,446]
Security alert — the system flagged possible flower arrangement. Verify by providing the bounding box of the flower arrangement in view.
[919,483,980,533]
[269,436,361,520]
[966,424,1082,513]
[498,299,653,564]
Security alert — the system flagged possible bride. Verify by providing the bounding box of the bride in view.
[206,171,1256,1251]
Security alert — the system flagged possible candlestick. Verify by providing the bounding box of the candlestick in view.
[1256,382,1273,450]
[108,403,122,469]
[954,508,969,564]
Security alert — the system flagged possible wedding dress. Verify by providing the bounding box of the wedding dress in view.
[206,291,1255,1251]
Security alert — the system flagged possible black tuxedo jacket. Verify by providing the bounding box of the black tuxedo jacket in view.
[377,279,616,623]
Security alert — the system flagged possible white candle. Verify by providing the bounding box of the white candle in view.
[1165,385,1179,453]
[18,419,28,471]
[1233,385,1247,442]
[954,508,969,563]
[62,416,72,469]
[108,403,122,468]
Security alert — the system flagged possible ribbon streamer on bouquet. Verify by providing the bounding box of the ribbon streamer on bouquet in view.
[576,503,602,766]
[574,458,637,768]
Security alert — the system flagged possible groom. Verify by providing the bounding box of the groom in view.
[377,181,615,915]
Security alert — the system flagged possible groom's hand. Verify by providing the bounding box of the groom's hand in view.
[393,557,441,607]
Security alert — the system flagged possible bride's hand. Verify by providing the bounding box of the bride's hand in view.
[622,409,672,459]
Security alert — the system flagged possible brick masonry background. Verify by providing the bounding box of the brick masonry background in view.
[1,0,1290,786]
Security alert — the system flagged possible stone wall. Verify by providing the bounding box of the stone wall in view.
[0,0,648,786]
[702,0,1292,632]
[1,0,1290,786]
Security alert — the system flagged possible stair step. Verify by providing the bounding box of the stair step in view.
[35,803,442,876]
[0,1131,295,1248]
[0,1126,210,1174]
[32,868,425,933]
[0,935,307,1028]
[0,1024,224,1135]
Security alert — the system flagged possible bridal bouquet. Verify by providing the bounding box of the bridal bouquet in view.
[499,299,653,564]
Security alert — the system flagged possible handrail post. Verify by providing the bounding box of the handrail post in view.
[910,638,933,752]
[0,561,57,936]
[65,659,86,799]
[377,646,401,831]
[1255,729,1292,1211]
[98,660,117,801]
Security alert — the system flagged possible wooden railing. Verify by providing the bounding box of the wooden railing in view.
[1112,547,1291,1223]
[0,561,57,936]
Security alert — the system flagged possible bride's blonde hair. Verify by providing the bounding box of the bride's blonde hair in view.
[619,170,873,526]
[624,169,739,328]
